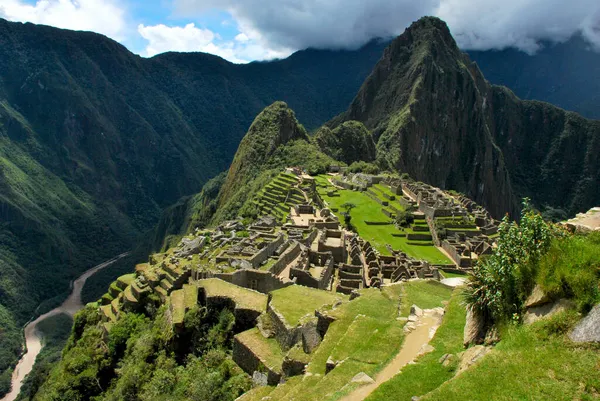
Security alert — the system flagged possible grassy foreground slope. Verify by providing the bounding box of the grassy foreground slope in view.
[423,313,600,401]
[367,288,466,401]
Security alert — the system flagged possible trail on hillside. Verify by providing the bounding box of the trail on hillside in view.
[2,252,129,401]
[340,309,444,401]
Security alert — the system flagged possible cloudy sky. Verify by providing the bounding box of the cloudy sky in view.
[1,0,599,63]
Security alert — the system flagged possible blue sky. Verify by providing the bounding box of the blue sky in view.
[1,0,599,63]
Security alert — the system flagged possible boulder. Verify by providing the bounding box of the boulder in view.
[457,345,491,375]
[351,372,375,384]
[410,304,424,317]
[569,304,600,343]
[252,371,268,386]
[463,306,485,347]
[524,298,575,325]
[524,284,551,308]
[438,353,456,368]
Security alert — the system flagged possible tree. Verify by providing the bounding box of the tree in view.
[341,202,356,229]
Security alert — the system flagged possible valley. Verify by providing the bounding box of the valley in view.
[0,13,599,401]
[2,253,128,401]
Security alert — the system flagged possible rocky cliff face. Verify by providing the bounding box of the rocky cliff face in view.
[335,17,599,218]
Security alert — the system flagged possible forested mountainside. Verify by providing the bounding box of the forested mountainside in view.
[0,17,386,391]
[2,14,600,396]
[469,35,600,120]
[332,17,600,219]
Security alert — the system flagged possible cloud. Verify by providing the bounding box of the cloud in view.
[0,0,127,41]
[175,0,600,54]
[137,23,290,63]
[436,0,600,53]
[175,0,437,51]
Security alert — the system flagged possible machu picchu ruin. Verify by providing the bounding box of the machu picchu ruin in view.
[7,14,600,401]
[94,167,504,396]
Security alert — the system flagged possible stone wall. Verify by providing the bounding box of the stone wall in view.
[214,269,291,294]
[270,242,302,276]
[233,336,281,385]
[249,234,285,268]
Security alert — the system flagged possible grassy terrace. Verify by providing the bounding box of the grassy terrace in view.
[270,285,347,326]
[236,328,284,373]
[243,281,453,401]
[197,278,268,312]
[315,176,451,264]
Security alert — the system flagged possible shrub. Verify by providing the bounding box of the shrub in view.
[464,199,567,324]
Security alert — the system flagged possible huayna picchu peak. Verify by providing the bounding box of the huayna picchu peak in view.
[1,13,600,401]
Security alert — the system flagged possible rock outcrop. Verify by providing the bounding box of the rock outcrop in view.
[569,304,600,343]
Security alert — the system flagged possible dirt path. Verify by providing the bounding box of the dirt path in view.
[2,252,129,401]
[340,310,443,401]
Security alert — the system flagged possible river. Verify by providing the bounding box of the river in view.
[1,252,130,401]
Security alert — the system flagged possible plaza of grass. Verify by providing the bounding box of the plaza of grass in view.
[240,280,456,401]
[314,175,451,265]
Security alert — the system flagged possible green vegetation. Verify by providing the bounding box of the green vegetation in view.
[270,285,346,326]
[367,289,466,401]
[422,312,600,400]
[315,178,450,263]
[236,328,284,372]
[465,200,579,325]
[261,281,453,401]
[32,302,250,401]
[536,232,600,313]
[314,121,376,164]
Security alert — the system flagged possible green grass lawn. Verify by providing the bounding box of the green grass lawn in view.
[440,270,469,279]
[422,311,600,401]
[366,288,466,401]
[197,278,268,313]
[316,177,450,264]
[270,285,347,326]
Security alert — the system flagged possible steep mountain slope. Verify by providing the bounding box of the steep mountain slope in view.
[148,101,337,249]
[469,36,600,120]
[314,121,376,165]
[0,18,386,386]
[333,17,600,218]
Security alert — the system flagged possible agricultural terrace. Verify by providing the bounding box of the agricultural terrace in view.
[314,175,451,264]
[240,280,453,401]
[269,285,347,326]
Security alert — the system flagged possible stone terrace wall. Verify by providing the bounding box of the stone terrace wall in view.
[214,269,291,294]
[270,242,302,276]
[267,303,322,353]
[249,234,285,268]
[233,337,281,385]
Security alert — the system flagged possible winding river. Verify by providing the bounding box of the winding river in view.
[2,252,130,401]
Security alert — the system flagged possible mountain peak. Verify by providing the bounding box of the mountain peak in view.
[217,102,308,205]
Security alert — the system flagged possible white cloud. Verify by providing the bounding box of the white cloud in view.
[175,0,600,54]
[436,0,600,53]
[138,23,215,57]
[0,0,127,41]
[137,22,291,63]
